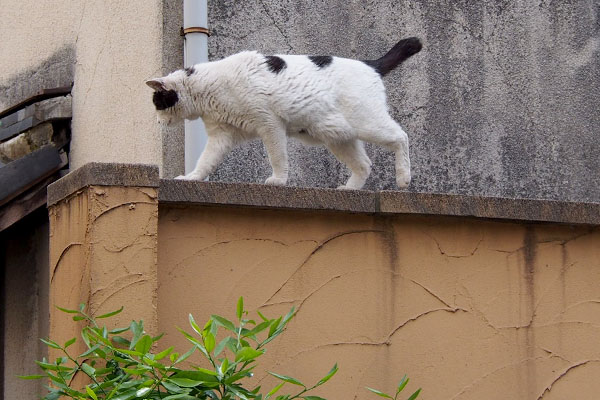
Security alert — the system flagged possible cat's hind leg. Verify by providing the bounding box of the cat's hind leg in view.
[358,118,411,188]
[259,121,289,186]
[327,140,372,190]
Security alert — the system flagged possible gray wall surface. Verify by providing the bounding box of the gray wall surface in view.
[206,0,600,203]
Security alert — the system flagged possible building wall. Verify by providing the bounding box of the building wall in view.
[0,1,184,176]
[1,208,49,400]
[158,205,600,400]
[43,165,600,400]
[206,0,600,203]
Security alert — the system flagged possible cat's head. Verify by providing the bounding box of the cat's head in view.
[146,69,198,125]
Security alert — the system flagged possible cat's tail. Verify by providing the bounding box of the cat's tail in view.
[364,37,422,77]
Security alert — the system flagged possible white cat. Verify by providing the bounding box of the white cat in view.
[147,37,422,189]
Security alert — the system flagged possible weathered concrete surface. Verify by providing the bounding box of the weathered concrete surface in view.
[158,204,600,400]
[0,1,184,176]
[206,0,600,203]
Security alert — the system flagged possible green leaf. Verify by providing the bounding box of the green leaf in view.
[155,346,174,360]
[366,388,393,399]
[79,303,86,312]
[136,387,151,397]
[235,347,264,363]
[135,335,153,355]
[224,366,255,384]
[169,378,205,388]
[189,314,203,336]
[266,382,285,399]
[96,306,124,319]
[243,321,271,339]
[214,337,232,357]
[303,397,328,400]
[79,344,101,358]
[211,315,236,332]
[40,338,61,349]
[237,297,244,320]
[268,372,305,387]
[109,327,130,335]
[85,385,99,400]
[80,363,96,377]
[174,347,196,364]
[315,363,338,387]
[18,374,46,380]
[72,315,86,321]
[204,332,216,353]
[407,389,421,400]
[268,317,282,338]
[396,375,408,393]
[257,310,269,322]
[55,306,79,314]
[161,380,185,393]
[63,337,76,349]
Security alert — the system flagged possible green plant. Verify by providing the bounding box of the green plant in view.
[366,376,421,400]
[22,298,339,400]
[23,298,420,400]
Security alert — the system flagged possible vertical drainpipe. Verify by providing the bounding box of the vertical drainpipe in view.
[183,0,209,174]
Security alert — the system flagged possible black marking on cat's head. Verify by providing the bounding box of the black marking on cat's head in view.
[152,89,179,110]
[308,56,333,68]
[264,56,287,74]
[184,66,196,76]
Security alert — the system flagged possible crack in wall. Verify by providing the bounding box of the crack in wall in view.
[536,360,600,399]
[264,230,387,304]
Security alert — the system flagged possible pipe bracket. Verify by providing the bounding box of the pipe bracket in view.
[180,27,210,36]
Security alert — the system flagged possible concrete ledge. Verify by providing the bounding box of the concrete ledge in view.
[47,163,600,225]
[47,163,159,206]
[160,179,600,225]
[159,179,378,214]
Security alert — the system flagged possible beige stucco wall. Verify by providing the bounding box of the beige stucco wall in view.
[0,1,176,172]
[48,185,159,358]
[158,205,600,400]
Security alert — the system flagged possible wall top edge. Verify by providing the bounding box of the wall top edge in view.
[47,162,600,225]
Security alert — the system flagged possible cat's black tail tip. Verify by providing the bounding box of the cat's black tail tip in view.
[402,37,423,57]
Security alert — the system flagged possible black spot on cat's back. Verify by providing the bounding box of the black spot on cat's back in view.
[153,90,179,110]
[184,66,196,76]
[264,56,287,74]
[309,56,333,68]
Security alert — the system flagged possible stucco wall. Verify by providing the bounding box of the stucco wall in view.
[48,185,160,360]
[0,1,184,175]
[158,205,600,400]
[206,0,600,203]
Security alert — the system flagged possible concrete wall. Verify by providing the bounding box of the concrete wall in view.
[158,205,600,400]
[0,1,184,176]
[44,165,600,400]
[1,208,49,400]
[206,0,600,203]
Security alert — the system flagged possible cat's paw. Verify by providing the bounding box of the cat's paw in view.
[396,172,411,188]
[265,176,287,186]
[175,174,201,181]
[337,184,358,190]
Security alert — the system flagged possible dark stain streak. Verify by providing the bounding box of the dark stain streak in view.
[308,55,333,68]
[264,55,287,74]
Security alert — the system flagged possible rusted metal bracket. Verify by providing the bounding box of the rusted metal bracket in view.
[180,27,210,36]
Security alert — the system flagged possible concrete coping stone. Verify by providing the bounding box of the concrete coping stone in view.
[47,162,600,225]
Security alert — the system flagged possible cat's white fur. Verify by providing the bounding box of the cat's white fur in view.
[148,49,414,189]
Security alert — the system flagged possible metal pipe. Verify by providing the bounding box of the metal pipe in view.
[183,0,209,174]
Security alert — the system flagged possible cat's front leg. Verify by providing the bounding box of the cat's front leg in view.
[260,124,289,186]
[175,130,235,181]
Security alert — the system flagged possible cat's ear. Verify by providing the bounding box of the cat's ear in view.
[146,78,166,91]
